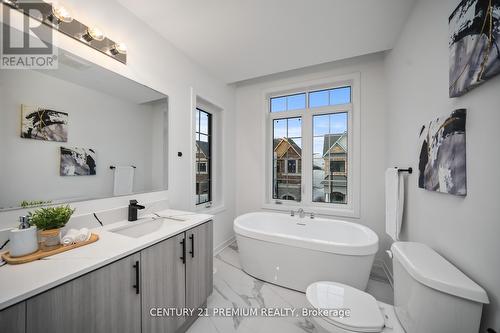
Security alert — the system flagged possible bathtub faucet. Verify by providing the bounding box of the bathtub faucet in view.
[293,208,314,219]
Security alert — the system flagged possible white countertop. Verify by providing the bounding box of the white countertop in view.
[0,209,213,310]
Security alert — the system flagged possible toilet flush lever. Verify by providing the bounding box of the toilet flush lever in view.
[386,250,393,259]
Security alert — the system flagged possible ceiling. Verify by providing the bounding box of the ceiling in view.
[118,0,415,83]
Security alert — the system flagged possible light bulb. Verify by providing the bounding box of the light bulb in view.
[110,42,127,55]
[52,6,73,23]
[3,0,19,8]
[82,27,105,42]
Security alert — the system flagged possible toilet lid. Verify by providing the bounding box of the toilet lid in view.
[306,281,384,333]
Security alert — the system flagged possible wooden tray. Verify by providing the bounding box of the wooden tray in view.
[1,233,99,265]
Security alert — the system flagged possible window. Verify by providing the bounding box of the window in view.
[266,76,358,215]
[313,112,348,204]
[287,160,297,174]
[197,162,208,173]
[195,108,212,205]
[270,93,306,112]
[330,160,346,173]
[272,117,302,201]
[309,86,351,108]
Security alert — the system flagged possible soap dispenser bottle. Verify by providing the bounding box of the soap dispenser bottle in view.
[9,216,38,257]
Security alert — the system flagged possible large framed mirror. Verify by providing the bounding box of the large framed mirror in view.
[0,50,168,212]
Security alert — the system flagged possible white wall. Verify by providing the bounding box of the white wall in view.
[385,0,500,329]
[234,53,390,260]
[0,1,236,250]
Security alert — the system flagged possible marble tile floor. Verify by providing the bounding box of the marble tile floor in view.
[187,242,393,333]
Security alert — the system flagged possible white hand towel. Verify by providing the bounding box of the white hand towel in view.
[61,229,79,246]
[75,228,90,243]
[385,168,404,241]
[113,166,135,196]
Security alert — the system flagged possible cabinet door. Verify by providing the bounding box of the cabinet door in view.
[26,253,141,333]
[0,301,25,333]
[186,221,213,310]
[141,233,186,333]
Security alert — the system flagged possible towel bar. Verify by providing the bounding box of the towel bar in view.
[110,165,136,170]
[395,167,412,174]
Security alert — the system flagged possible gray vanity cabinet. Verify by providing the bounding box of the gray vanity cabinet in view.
[0,301,25,333]
[4,220,213,333]
[186,220,213,311]
[141,232,186,333]
[141,220,213,333]
[25,253,141,333]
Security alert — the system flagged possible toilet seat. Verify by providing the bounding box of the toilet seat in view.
[306,281,385,333]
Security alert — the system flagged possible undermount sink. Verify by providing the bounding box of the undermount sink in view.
[110,219,163,238]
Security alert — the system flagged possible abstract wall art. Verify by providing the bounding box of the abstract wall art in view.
[21,105,68,142]
[60,147,97,176]
[449,0,500,97]
[418,109,467,196]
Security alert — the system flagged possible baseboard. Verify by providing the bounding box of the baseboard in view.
[213,235,236,255]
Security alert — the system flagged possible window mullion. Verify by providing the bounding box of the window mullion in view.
[302,109,313,205]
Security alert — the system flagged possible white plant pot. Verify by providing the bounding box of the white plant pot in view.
[9,226,38,257]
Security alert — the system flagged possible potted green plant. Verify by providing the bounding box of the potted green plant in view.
[29,205,75,251]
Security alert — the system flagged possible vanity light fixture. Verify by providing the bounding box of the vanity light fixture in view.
[82,27,105,42]
[3,0,18,7]
[2,1,127,64]
[109,42,127,55]
[49,5,73,24]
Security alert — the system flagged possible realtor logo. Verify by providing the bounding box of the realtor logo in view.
[1,1,58,69]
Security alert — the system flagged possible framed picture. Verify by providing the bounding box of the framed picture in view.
[418,109,467,196]
[60,147,97,176]
[449,0,500,97]
[21,105,68,142]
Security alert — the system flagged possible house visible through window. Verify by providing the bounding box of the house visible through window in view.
[269,84,352,206]
[273,117,302,201]
[196,108,212,205]
[313,112,348,204]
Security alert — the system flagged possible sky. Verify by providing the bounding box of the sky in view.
[271,86,350,112]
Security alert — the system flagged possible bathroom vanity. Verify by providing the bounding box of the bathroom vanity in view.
[0,15,215,333]
[0,211,213,333]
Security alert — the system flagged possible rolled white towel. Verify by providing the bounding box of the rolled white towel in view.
[61,229,79,246]
[75,228,90,243]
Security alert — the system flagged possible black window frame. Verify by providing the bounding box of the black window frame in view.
[195,108,212,205]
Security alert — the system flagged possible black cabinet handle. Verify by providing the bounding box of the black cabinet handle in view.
[180,238,186,264]
[189,234,195,258]
[132,261,140,294]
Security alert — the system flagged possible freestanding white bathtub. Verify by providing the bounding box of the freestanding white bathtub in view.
[234,212,379,292]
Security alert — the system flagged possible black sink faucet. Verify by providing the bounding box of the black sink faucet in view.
[128,200,145,221]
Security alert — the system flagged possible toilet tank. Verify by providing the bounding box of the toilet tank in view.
[391,242,489,333]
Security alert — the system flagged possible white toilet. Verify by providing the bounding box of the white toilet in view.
[306,242,489,333]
